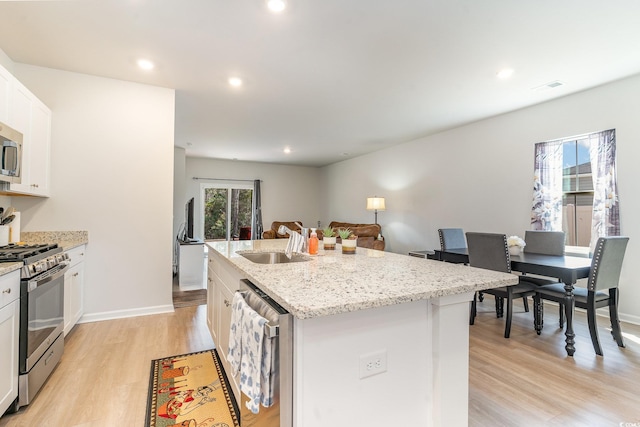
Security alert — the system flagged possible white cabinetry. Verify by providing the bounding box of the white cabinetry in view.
[206,249,242,402]
[0,270,20,416]
[206,256,215,338]
[64,245,86,336]
[0,63,51,197]
[178,242,205,290]
[0,66,11,124]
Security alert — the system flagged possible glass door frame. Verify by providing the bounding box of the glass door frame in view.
[200,182,254,241]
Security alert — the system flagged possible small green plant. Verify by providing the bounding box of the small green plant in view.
[338,228,352,240]
[322,226,335,238]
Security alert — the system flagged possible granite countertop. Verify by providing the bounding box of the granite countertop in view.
[0,231,88,276]
[0,262,22,276]
[21,231,88,251]
[207,240,517,320]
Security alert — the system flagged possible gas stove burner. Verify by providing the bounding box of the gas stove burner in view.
[0,243,61,264]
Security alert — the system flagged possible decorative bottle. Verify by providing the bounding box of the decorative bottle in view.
[309,228,319,255]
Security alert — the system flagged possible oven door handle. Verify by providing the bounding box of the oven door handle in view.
[27,262,70,292]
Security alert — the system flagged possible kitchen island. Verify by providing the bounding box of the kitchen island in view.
[207,240,517,427]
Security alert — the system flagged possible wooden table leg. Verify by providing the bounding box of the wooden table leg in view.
[563,282,576,356]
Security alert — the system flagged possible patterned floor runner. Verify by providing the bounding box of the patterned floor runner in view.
[146,349,240,427]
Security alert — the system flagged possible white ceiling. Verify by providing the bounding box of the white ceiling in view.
[1,1,640,167]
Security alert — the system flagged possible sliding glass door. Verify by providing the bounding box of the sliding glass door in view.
[201,183,254,241]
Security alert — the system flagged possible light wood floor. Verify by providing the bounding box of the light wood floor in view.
[172,277,207,308]
[0,305,214,427]
[1,301,639,426]
[469,299,640,426]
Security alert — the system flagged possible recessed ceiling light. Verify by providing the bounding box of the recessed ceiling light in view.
[496,68,514,79]
[267,0,286,13]
[137,59,154,70]
[228,77,243,87]
[283,147,291,154]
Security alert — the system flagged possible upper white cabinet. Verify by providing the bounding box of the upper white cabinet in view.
[0,63,51,197]
[0,66,10,124]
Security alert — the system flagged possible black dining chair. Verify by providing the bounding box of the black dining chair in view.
[533,236,629,356]
[466,232,538,338]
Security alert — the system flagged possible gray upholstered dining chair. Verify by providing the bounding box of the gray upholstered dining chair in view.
[438,228,467,251]
[466,232,538,338]
[521,230,566,316]
[524,230,565,256]
[533,236,629,356]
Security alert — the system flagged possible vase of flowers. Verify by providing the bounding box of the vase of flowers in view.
[338,228,357,255]
[507,235,526,256]
[322,226,336,250]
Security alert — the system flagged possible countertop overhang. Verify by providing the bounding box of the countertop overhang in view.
[207,240,517,319]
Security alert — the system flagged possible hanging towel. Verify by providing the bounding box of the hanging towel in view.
[227,291,274,414]
[260,333,276,407]
[227,292,245,375]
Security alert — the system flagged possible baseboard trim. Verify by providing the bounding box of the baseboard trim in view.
[517,299,640,326]
[78,304,175,324]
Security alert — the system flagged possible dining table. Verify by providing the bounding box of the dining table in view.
[433,247,592,356]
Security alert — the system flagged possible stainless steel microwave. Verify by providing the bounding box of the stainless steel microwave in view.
[0,120,22,184]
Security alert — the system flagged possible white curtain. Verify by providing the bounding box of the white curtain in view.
[588,129,619,251]
[531,141,563,231]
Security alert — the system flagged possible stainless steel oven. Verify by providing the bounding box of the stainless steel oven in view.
[18,260,67,406]
[0,243,68,410]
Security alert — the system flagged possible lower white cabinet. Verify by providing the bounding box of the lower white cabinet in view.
[206,248,242,401]
[178,242,205,290]
[0,270,20,416]
[206,257,215,337]
[64,245,86,336]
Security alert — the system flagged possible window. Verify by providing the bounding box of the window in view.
[562,138,593,246]
[531,129,619,251]
[201,183,254,241]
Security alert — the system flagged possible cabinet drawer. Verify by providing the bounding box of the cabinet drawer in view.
[0,270,20,308]
[65,245,86,267]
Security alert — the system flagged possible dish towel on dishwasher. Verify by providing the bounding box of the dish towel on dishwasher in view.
[228,291,275,414]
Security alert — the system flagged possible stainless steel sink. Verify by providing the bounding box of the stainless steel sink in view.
[240,252,309,264]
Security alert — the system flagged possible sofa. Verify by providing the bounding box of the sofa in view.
[263,220,385,250]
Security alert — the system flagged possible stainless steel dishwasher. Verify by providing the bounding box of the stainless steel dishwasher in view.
[239,279,293,427]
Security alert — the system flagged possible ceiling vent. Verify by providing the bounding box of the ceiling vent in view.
[532,80,565,92]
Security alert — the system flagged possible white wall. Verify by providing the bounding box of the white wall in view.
[0,50,13,73]
[173,147,187,272]
[10,64,176,320]
[321,74,640,324]
[184,157,323,238]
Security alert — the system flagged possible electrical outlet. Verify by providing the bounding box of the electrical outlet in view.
[359,350,387,379]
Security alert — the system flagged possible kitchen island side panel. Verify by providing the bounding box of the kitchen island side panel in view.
[293,299,434,427]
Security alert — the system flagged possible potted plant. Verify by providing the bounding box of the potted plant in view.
[338,228,357,255]
[322,226,336,250]
[507,235,526,256]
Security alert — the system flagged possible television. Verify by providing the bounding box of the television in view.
[183,197,195,242]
